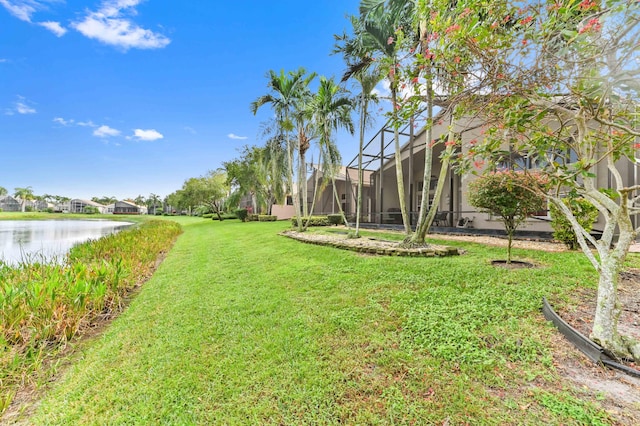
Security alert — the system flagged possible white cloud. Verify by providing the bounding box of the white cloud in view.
[77,120,96,127]
[0,59,8,63]
[72,0,170,50]
[131,128,163,141]
[39,20,66,36]
[0,0,37,22]
[228,133,248,140]
[6,96,36,115]
[16,101,36,114]
[93,125,121,137]
[53,117,73,126]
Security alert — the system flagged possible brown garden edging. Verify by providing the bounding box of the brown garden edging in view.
[542,297,640,378]
[280,231,460,257]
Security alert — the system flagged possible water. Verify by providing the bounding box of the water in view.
[0,220,132,265]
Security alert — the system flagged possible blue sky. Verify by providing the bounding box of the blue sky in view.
[1,0,372,201]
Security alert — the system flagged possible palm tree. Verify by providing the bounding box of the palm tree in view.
[148,193,161,215]
[335,22,383,237]
[14,186,34,212]
[340,4,414,235]
[251,68,316,231]
[306,76,355,229]
[261,132,289,214]
[0,186,7,197]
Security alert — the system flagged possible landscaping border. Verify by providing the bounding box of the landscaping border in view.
[280,230,460,257]
[542,297,640,378]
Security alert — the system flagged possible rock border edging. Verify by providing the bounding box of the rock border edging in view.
[280,230,460,257]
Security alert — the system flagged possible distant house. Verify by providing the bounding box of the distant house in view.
[70,199,107,214]
[113,200,147,215]
[0,195,21,212]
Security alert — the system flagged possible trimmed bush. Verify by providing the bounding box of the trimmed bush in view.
[327,214,343,225]
[550,197,598,249]
[235,208,248,221]
[249,214,259,222]
[291,216,330,227]
[202,213,214,219]
[468,170,548,263]
[258,215,277,222]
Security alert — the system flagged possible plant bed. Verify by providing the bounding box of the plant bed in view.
[281,230,460,257]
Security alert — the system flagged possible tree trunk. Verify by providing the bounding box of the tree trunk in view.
[391,87,411,235]
[590,222,640,359]
[355,94,368,238]
[331,175,350,228]
[304,159,323,232]
[286,131,302,231]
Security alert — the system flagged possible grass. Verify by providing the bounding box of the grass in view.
[14,218,618,425]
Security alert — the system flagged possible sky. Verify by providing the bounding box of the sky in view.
[0,0,374,201]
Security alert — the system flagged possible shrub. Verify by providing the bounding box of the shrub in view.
[249,214,259,222]
[291,216,330,227]
[550,197,598,249]
[468,170,548,263]
[83,206,99,214]
[327,214,343,225]
[45,207,54,213]
[25,206,33,212]
[235,208,248,222]
[257,215,277,222]
[202,213,214,219]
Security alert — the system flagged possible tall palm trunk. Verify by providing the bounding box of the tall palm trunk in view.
[304,156,324,231]
[391,85,411,235]
[286,127,302,231]
[331,174,350,228]
[355,91,368,237]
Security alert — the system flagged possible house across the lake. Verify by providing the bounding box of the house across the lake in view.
[0,195,21,212]
[70,199,107,214]
[113,200,147,215]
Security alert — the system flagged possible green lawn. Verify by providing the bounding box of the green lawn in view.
[24,218,612,424]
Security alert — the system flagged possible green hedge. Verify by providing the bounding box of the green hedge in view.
[327,214,342,225]
[235,209,248,221]
[258,215,277,222]
[291,216,330,227]
[550,197,598,249]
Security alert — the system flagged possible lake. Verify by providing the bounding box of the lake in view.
[0,220,132,265]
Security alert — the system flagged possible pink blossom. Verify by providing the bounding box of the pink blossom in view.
[387,36,394,45]
[412,77,419,84]
[445,24,461,34]
[474,160,485,169]
[445,140,456,147]
[579,18,601,34]
[520,16,533,25]
[579,0,597,10]
[634,143,640,149]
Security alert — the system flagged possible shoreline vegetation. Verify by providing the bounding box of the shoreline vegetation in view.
[0,215,182,414]
[1,214,637,423]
